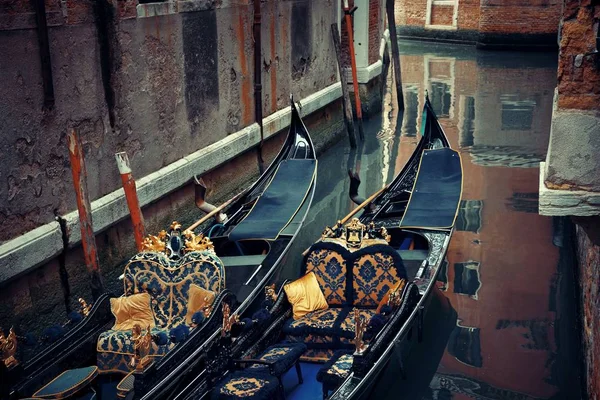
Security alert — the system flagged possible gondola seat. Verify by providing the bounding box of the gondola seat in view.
[282,222,406,362]
[211,371,281,400]
[32,366,98,399]
[316,350,353,398]
[97,227,226,374]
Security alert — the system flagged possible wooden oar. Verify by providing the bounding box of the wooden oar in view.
[186,191,245,232]
[340,184,388,225]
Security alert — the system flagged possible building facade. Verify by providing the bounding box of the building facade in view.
[394,0,562,49]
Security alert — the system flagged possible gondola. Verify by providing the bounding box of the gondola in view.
[0,95,317,400]
[170,95,462,400]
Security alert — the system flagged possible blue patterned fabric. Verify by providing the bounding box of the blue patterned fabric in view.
[316,351,353,387]
[96,328,173,373]
[247,343,306,376]
[123,250,225,328]
[304,246,347,305]
[287,240,406,362]
[33,366,98,399]
[211,371,279,400]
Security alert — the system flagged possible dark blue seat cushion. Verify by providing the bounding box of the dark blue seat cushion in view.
[211,371,279,400]
[33,366,98,399]
[316,350,353,387]
[247,343,307,376]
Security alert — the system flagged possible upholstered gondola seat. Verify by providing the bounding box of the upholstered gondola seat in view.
[211,371,281,400]
[282,233,406,362]
[316,350,354,398]
[97,245,226,373]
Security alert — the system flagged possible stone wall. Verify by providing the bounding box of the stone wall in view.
[393,0,561,49]
[0,0,339,244]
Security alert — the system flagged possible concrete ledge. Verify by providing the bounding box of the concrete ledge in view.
[137,0,242,18]
[0,82,342,283]
[539,162,600,217]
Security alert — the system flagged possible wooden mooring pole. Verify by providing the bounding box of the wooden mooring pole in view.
[385,0,404,109]
[331,23,357,149]
[115,152,146,251]
[67,129,104,300]
[343,0,365,141]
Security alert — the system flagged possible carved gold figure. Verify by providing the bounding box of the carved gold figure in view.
[0,327,19,369]
[353,309,366,354]
[170,221,182,231]
[130,324,153,371]
[265,284,277,303]
[79,298,92,317]
[221,303,239,337]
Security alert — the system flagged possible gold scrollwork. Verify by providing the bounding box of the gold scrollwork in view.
[0,327,19,369]
[141,231,167,253]
[182,230,214,252]
[221,303,239,337]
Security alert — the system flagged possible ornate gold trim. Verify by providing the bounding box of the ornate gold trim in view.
[79,298,92,317]
[265,284,277,303]
[353,309,367,355]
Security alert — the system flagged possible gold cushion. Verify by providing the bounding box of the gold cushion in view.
[110,293,155,331]
[185,284,216,325]
[284,271,329,320]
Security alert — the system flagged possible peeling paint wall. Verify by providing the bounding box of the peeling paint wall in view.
[0,0,339,244]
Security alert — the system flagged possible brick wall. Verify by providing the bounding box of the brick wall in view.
[394,0,560,46]
[479,0,562,35]
[368,0,381,64]
[556,2,600,110]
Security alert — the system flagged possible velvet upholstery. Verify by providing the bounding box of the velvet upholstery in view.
[211,371,280,400]
[33,366,98,399]
[97,249,225,372]
[283,240,406,362]
[316,351,353,392]
[247,343,307,376]
[110,293,155,331]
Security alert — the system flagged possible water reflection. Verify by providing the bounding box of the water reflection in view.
[283,39,581,399]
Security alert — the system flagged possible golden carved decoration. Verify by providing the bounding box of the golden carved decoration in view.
[265,284,277,303]
[182,230,214,252]
[130,324,153,371]
[170,221,182,231]
[79,298,92,317]
[320,218,391,251]
[1,327,19,369]
[141,232,167,253]
[353,309,367,355]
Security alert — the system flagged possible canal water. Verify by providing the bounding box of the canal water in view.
[283,40,583,399]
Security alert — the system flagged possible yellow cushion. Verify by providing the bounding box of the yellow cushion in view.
[110,293,155,331]
[185,284,216,325]
[284,271,329,320]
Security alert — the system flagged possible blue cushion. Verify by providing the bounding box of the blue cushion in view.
[247,343,307,376]
[33,366,98,399]
[316,350,353,386]
[211,371,279,400]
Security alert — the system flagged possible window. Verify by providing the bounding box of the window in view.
[500,95,535,131]
[447,323,483,368]
[460,96,475,148]
[455,200,482,233]
[453,261,481,299]
[430,82,451,118]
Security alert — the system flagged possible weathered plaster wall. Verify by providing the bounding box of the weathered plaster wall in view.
[0,0,340,244]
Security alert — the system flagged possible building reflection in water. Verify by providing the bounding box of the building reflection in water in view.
[395,41,579,399]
